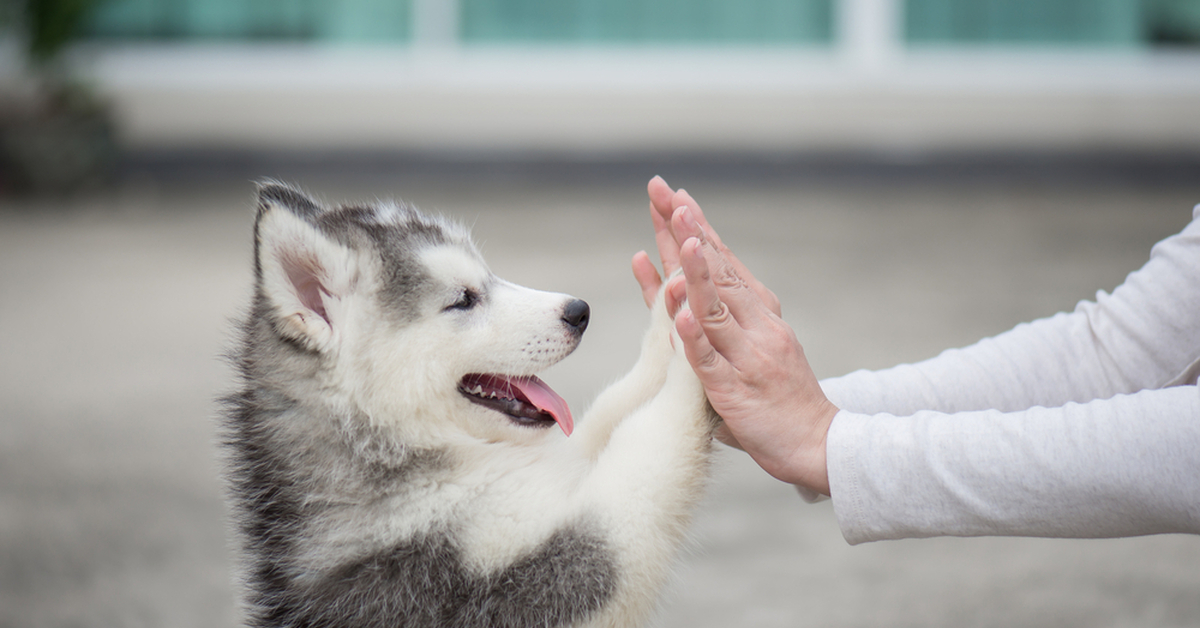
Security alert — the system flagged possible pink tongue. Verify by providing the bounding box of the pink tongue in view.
[509,375,574,436]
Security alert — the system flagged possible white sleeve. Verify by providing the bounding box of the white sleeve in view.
[820,205,1200,417]
[827,386,1200,544]
[814,204,1200,539]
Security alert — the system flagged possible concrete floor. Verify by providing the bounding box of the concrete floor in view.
[2,161,1199,628]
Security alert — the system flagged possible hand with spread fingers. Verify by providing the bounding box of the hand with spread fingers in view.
[632,176,838,496]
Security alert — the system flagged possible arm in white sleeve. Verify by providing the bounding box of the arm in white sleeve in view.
[821,205,1200,416]
[828,385,1200,544]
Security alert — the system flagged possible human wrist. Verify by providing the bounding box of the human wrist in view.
[782,399,837,496]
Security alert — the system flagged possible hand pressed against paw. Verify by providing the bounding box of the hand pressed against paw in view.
[636,177,838,496]
[677,231,836,494]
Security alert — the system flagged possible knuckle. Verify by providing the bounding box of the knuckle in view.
[701,300,733,326]
[695,347,723,370]
[765,320,793,342]
[764,291,782,314]
[711,262,744,290]
[768,324,796,353]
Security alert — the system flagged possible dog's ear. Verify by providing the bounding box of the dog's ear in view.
[254,182,358,351]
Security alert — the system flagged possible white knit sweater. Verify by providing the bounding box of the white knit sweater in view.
[818,205,1200,545]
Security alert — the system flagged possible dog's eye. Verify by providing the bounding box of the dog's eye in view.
[446,288,479,311]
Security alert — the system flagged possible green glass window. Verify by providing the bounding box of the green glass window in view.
[904,0,1143,45]
[85,0,412,42]
[79,0,1200,47]
[459,0,834,44]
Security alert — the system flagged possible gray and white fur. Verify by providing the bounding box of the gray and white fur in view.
[222,182,718,628]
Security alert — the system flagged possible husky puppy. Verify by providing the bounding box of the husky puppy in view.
[222,182,717,628]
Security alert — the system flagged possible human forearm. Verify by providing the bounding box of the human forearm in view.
[820,311,1120,416]
[827,385,1200,544]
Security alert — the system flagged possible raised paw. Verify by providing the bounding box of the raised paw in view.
[647,268,684,337]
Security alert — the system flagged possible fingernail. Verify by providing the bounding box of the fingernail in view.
[679,206,701,234]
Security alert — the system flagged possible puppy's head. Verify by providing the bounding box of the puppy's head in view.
[253,182,587,446]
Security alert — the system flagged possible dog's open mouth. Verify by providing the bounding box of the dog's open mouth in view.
[458,373,574,436]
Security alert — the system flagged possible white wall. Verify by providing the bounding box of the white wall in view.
[8,0,1200,154]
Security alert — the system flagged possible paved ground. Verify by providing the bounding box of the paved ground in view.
[2,159,1199,628]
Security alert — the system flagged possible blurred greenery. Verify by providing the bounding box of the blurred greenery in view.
[27,0,105,63]
[1,0,116,195]
[1146,0,1200,43]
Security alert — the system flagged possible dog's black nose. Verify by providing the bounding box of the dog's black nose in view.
[562,299,590,335]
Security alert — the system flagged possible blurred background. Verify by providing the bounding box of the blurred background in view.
[2,1,1200,627]
[4,0,1200,162]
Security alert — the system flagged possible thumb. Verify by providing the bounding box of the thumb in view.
[675,307,736,389]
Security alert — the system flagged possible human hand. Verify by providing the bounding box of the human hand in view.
[632,176,777,450]
[635,179,837,495]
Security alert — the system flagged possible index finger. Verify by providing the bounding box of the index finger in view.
[674,207,772,328]
[679,237,755,363]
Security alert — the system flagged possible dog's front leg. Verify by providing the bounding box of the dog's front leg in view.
[571,278,678,460]
[578,324,719,626]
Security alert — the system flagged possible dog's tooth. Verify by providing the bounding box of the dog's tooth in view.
[472,385,483,395]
